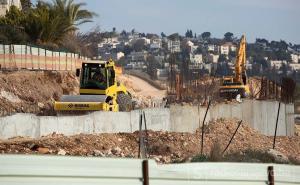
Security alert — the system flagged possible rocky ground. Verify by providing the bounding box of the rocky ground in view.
[0,71,79,116]
[1,119,299,164]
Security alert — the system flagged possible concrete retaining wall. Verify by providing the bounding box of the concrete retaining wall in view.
[0,100,294,139]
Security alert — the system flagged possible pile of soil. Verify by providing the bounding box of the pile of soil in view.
[1,119,299,164]
[0,71,79,116]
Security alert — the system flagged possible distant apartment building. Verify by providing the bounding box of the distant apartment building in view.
[0,0,21,16]
[128,51,148,62]
[268,60,287,70]
[150,38,162,49]
[207,44,216,52]
[219,43,236,55]
[167,39,180,53]
[291,54,300,63]
[98,52,124,61]
[190,54,203,64]
[220,45,229,55]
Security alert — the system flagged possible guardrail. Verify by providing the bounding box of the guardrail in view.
[0,155,299,185]
[0,44,88,71]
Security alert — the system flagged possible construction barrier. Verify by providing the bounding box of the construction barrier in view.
[0,44,88,71]
[0,155,299,185]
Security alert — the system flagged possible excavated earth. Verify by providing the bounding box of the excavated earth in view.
[0,119,299,164]
[0,71,79,116]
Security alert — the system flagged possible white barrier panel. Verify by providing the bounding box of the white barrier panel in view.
[0,155,299,185]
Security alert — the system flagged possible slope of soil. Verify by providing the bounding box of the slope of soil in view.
[0,71,79,116]
[0,119,299,164]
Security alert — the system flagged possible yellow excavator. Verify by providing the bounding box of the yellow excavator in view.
[54,59,132,112]
[219,35,250,99]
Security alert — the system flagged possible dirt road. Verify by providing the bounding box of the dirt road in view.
[127,75,166,99]
[117,74,166,108]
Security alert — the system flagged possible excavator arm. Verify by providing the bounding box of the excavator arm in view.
[234,35,246,84]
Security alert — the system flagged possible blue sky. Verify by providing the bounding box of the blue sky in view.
[35,0,300,43]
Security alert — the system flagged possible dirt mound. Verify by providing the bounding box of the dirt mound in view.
[0,71,79,116]
[0,119,299,164]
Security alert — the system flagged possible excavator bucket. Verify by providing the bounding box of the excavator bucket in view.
[54,95,112,111]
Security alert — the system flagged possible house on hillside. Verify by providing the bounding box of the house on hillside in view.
[267,60,287,70]
[167,39,180,53]
[219,42,237,55]
[0,0,21,16]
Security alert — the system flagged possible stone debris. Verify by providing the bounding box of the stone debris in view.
[57,149,67,156]
[0,119,299,164]
[37,147,50,154]
[267,149,289,163]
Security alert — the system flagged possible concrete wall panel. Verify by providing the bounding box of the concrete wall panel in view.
[93,111,131,133]
[0,100,295,139]
[0,114,39,138]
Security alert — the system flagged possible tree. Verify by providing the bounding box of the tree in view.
[201,32,211,39]
[131,28,135,35]
[146,55,162,79]
[224,32,234,42]
[36,0,96,45]
[185,29,193,38]
[161,32,166,38]
[112,27,116,33]
[120,30,127,36]
[132,39,145,52]
[168,33,180,41]
[72,26,103,57]
[0,6,28,44]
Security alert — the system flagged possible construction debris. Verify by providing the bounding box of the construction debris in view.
[0,119,299,164]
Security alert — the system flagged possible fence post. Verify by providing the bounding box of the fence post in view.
[273,102,281,149]
[52,51,54,70]
[30,46,33,69]
[200,99,211,155]
[142,160,149,185]
[65,53,67,71]
[3,44,5,69]
[268,166,274,185]
[222,120,243,154]
[45,49,46,70]
[38,47,40,70]
[59,52,60,71]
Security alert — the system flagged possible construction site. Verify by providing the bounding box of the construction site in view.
[0,39,299,165]
[0,0,300,183]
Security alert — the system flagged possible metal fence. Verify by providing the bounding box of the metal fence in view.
[0,155,299,185]
[0,44,88,71]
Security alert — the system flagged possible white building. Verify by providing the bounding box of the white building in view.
[0,0,21,16]
[207,44,216,52]
[288,63,300,71]
[291,54,300,63]
[219,43,236,55]
[128,51,148,62]
[208,54,219,63]
[150,38,162,49]
[167,40,180,53]
[220,45,229,55]
[268,60,287,70]
[190,54,203,64]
